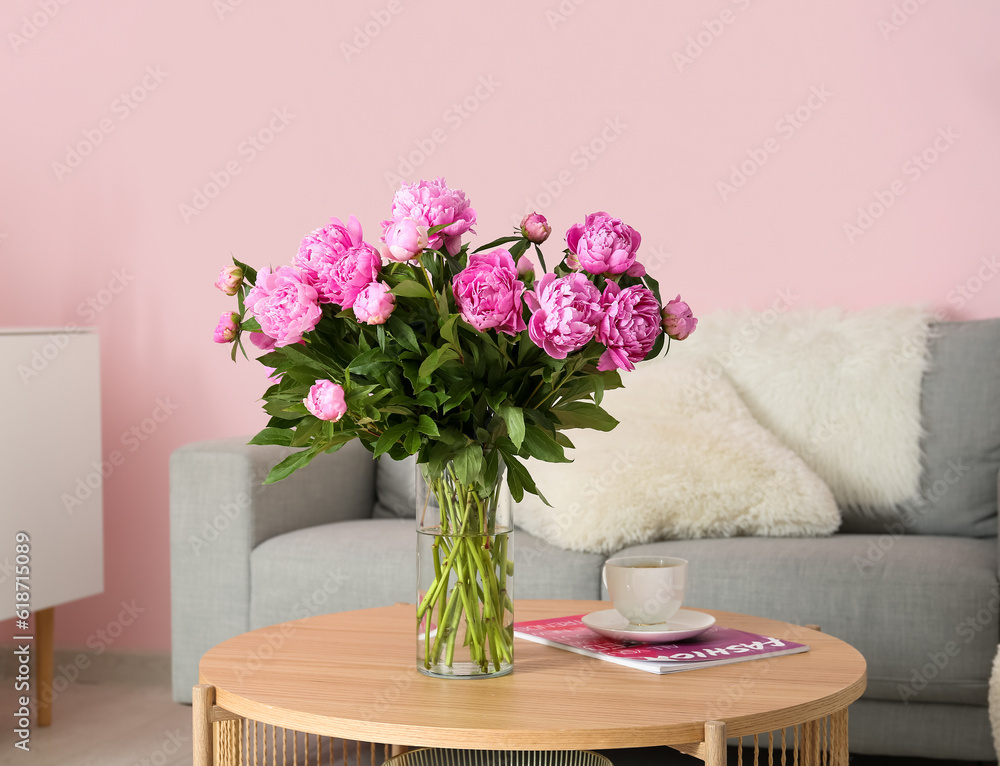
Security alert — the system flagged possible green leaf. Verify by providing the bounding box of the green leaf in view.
[241,317,262,333]
[255,352,284,368]
[646,331,665,361]
[498,404,525,450]
[453,442,483,485]
[386,316,420,353]
[232,257,257,285]
[390,280,434,299]
[551,401,620,432]
[403,428,422,454]
[415,415,440,437]
[439,314,460,345]
[473,235,522,253]
[267,415,303,429]
[263,448,320,484]
[533,243,548,274]
[248,427,294,447]
[348,348,394,377]
[642,272,662,304]
[509,239,530,260]
[373,422,413,458]
[499,450,545,504]
[427,223,450,236]
[418,346,460,379]
[415,390,437,408]
[521,424,571,463]
[290,417,324,447]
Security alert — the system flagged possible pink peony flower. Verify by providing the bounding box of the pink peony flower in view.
[213,311,239,343]
[382,177,476,256]
[662,295,698,340]
[352,281,396,325]
[304,380,347,422]
[565,211,642,275]
[452,249,526,336]
[380,218,429,262]
[244,266,322,347]
[596,282,662,372]
[249,332,277,351]
[294,217,381,308]
[295,217,362,278]
[313,242,382,309]
[625,261,647,277]
[520,212,551,244]
[215,266,244,295]
[525,273,604,359]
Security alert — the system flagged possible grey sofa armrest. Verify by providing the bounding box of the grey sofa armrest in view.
[169,436,376,702]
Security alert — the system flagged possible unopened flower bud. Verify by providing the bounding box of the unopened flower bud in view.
[213,311,239,343]
[215,266,244,295]
[520,212,551,244]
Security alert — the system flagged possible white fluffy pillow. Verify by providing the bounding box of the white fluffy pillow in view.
[515,359,840,554]
[681,306,931,510]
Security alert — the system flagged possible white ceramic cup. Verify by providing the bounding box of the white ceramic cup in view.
[603,555,688,625]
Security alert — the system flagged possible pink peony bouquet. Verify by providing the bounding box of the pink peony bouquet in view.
[214,178,695,497]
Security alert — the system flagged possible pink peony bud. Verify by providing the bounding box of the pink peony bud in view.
[215,266,244,295]
[213,311,239,343]
[516,255,535,278]
[662,295,698,340]
[520,212,551,244]
[352,281,396,325]
[380,218,429,262]
[303,379,347,422]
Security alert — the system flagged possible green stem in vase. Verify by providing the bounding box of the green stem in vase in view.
[417,459,513,675]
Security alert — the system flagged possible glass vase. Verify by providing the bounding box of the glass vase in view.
[415,457,514,678]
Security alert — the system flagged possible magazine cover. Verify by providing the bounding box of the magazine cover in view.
[513,614,809,674]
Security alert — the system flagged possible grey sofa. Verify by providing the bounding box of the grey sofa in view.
[170,318,1000,761]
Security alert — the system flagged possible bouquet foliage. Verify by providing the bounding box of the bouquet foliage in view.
[214,177,696,502]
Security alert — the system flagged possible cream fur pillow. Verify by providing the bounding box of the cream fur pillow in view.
[681,306,931,510]
[515,359,840,554]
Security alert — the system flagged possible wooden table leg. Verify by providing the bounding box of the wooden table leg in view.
[35,607,54,727]
[705,720,727,766]
[800,719,822,766]
[193,684,215,766]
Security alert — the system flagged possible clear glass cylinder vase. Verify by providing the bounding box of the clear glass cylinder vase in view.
[416,457,514,678]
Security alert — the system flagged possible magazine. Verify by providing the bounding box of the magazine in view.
[513,614,809,674]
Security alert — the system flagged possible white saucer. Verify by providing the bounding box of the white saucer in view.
[581,608,716,643]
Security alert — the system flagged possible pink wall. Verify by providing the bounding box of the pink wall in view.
[1,0,998,651]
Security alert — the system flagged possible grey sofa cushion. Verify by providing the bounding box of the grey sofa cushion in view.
[612,534,998,706]
[841,319,1000,537]
[250,519,604,628]
[372,455,418,519]
[910,319,1000,537]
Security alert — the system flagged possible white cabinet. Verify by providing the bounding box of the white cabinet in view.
[0,328,104,619]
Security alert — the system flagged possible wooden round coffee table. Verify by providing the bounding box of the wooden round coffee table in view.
[195,600,866,766]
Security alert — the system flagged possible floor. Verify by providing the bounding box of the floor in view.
[3,663,995,766]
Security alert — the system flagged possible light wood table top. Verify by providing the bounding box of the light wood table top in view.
[198,600,866,751]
